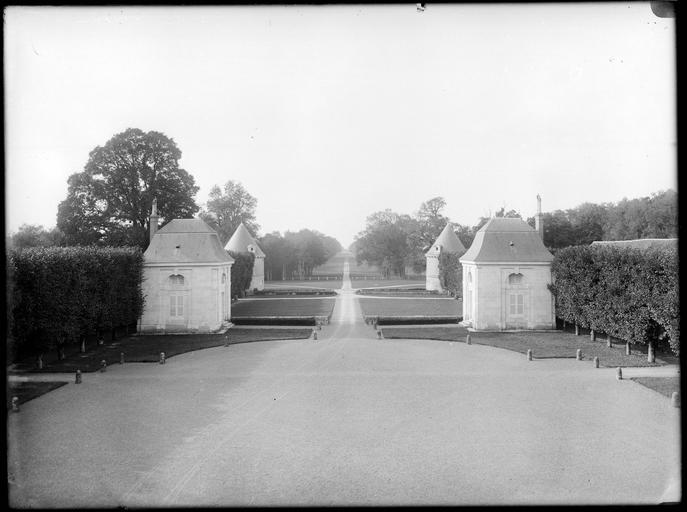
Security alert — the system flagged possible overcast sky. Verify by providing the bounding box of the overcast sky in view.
[4,3,676,248]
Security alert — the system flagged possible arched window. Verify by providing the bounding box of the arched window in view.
[221,273,227,284]
[508,273,524,285]
[169,274,185,286]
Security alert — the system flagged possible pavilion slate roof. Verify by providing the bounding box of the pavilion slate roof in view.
[460,217,553,263]
[144,218,234,265]
[224,222,265,257]
[426,223,466,255]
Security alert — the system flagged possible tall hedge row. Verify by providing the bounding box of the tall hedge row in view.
[8,246,144,359]
[228,251,255,299]
[549,245,679,355]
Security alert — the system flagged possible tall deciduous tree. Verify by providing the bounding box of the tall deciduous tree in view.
[354,210,413,278]
[57,128,199,248]
[199,180,260,246]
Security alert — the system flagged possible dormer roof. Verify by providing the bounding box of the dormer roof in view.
[460,217,553,263]
[144,218,234,264]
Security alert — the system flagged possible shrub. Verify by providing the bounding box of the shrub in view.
[549,244,679,354]
[227,251,255,299]
[7,246,144,362]
[438,251,463,297]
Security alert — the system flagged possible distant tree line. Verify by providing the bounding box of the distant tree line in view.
[550,244,679,355]
[260,230,342,280]
[350,190,677,278]
[525,189,677,250]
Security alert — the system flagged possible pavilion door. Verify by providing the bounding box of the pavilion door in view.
[167,292,189,330]
[506,290,527,329]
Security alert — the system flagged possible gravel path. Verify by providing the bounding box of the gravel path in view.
[7,262,681,506]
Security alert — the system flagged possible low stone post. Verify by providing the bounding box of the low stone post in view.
[625,342,631,356]
[576,349,582,361]
[159,352,166,364]
[593,356,599,368]
[671,392,680,408]
[37,355,43,370]
[648,341,655,363]
[318,321,322,331]
[313,330,317,341]
[466,334,471,345]
[377,330,382,339]
[616,367,623,380]
[607,335,612,348]
[81,339,86,353]
[100,360,107,372]
[75,370,82,384]
[11,397,20,413]
[590,330,596,342]
[527,349,533,361]
[120,352,124,364]
[575,324,580,336]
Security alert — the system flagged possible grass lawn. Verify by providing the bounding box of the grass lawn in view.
[381,326,670,368]
[265,280,343,290]
[631,377,680,398]
[9,328,312,374]
[359,297,462,323]
[7,381,68,409]
[231,298,336,324]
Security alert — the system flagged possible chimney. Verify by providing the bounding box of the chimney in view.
[149,198,159,243]
[535,194,544,240]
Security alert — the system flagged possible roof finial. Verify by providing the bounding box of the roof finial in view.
[536,194,541,214]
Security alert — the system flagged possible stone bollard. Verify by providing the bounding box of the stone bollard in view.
[159,352,166,364]
[590,329,595,342]
[593,356,599,368]
[671,392,680,408]
[37,355,43,370]
[575,324,580,336]
[648,342,655,363]
[607,335,612,348]
[377,330,382,339]
[75,370,82,384]
[11,397,20,413]
[120,352,124,364]
[616,367,623,380]
[313,330,318,341]
[466,334,472,345]
[625,342,631,356]
[100,360,107,372]
[81,340,86,353]
[527,349,532,361]
[576,349,582,361]
[318,321,322,331]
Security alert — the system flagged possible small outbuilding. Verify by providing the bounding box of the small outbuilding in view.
[425,223,466,292]
[224,222,265,291]
[460,208,555,331]
[139,207,234,333]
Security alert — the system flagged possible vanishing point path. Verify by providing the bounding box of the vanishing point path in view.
[7,261,681,506]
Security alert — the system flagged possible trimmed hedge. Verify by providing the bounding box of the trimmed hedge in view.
[7,246,144,361]
[549,245,679,355]
[228,250,255,299]
[438,251,462,297]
